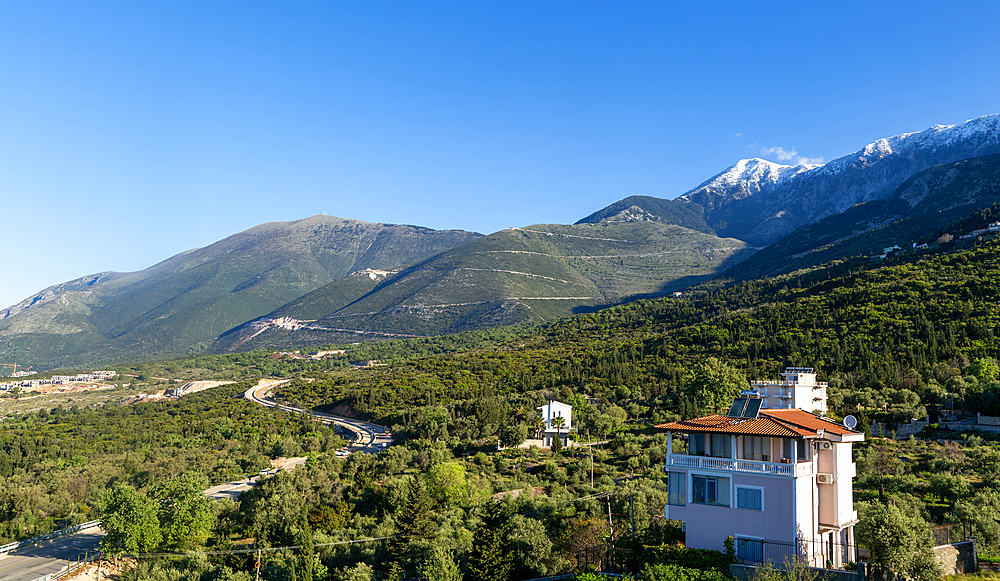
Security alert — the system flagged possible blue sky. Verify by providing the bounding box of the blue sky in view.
[2,0,998,309]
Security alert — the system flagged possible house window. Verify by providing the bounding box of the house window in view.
[691,474,730,506]
[710,434,731,458]
[736,486,763,511]
[735,536,765,562]
[689,434,706,456]
[743,436,769,462]
[667,472,686,506]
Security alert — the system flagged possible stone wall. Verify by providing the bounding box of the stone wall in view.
[933,540,977,575]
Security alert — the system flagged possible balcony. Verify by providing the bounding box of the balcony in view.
[667,454,814,478]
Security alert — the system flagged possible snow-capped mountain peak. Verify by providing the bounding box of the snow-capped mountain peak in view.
[678,157,816,204]
[671,114,1000,245]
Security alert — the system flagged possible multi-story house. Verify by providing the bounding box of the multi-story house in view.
[749,367,828,414]
[537,400,573,447]
[655,368,863,568]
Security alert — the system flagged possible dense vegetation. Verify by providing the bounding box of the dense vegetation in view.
[2,237,999,580]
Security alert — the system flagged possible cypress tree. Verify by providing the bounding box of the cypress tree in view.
[468,500,514,581]
[390,476,434,567]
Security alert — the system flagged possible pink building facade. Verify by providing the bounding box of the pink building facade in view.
[656,372,863,568]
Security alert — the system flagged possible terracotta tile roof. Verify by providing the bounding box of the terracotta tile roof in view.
[654,414,815,438]
[760,409,859,436]
[654,408,862,439]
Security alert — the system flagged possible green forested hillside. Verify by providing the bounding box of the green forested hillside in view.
[0,216,480,370]
[4,238,1000,581]
[214,221,752,351]
[263,238,999,426]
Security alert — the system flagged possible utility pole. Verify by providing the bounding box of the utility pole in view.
[630,494,635,542]
[255,548,261,581]
[589,429,594,488]
[607,496,614,573]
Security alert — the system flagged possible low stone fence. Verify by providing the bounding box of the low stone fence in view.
[941,415,1000,434]
[933,539,977,575]
[875,414,1000,437]
[871,419,927,438]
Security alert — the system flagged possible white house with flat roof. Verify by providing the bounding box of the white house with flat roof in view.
[655,367,862,568]
[537,400,573,447]
[748,367,828,414]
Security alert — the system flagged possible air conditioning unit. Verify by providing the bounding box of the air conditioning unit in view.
[818,441,832,451]
[817,473,835,484]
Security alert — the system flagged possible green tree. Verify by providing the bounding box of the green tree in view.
[499,423,528,449]
[949,488,1000,554]
[531,415,546,439]
[928,472,972,504]
[685,358,747,415]
[149,472,213,550]
[99,484,162,562]
[551,415,566,449]
[427,461,468,506]
[856,501,941,581]
[389,476,435,566]
[468,500,515,581]
[418,545,462,581]
[969,357,1000,380]
[508,514,564,577]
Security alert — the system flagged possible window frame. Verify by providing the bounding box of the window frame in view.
[736,485,764,511]
[691,473,730,507]
[667,471,686,506]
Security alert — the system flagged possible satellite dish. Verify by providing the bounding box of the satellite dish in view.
[843,415,858,430]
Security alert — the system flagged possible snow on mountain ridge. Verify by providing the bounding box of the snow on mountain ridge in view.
[679,158,817,203]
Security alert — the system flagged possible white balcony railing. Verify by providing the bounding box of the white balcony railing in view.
[667,454,814,478]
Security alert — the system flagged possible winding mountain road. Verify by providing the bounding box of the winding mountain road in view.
[244,381,392,454]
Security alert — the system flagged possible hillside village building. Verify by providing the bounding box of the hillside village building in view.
[749,367,828,414]
[656,367,863,568]
[537,400,573,447]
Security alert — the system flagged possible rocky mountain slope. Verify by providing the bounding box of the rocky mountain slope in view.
[722,152,1000,280]
[0,216,480,369]
[585,115,1000,246]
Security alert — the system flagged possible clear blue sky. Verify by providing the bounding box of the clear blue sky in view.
[2,0,998,309]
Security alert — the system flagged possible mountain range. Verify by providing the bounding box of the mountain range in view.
[3,115,999,370]
[579,115,1000,245]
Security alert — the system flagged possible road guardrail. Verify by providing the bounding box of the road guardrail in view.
[0,519,102,556]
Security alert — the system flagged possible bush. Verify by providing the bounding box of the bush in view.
[639,563,730,581]
[645,543,734,572]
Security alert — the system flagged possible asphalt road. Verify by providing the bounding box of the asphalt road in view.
[0,526,103,581]
[203,457,308,500]
[244,382,393,454]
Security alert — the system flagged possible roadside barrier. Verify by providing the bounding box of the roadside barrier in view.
[0,519,102,556]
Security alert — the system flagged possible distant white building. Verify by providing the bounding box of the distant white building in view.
[749,367,828,414]
[537,400,573,447]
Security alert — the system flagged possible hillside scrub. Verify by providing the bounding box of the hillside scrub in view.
[1,238,999,577]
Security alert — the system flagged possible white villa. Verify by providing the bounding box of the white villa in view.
[537,400,573,447]
[655,367,863,568]
[749,366,828,414]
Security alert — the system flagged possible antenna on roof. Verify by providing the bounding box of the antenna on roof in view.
[843,415,858,430]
